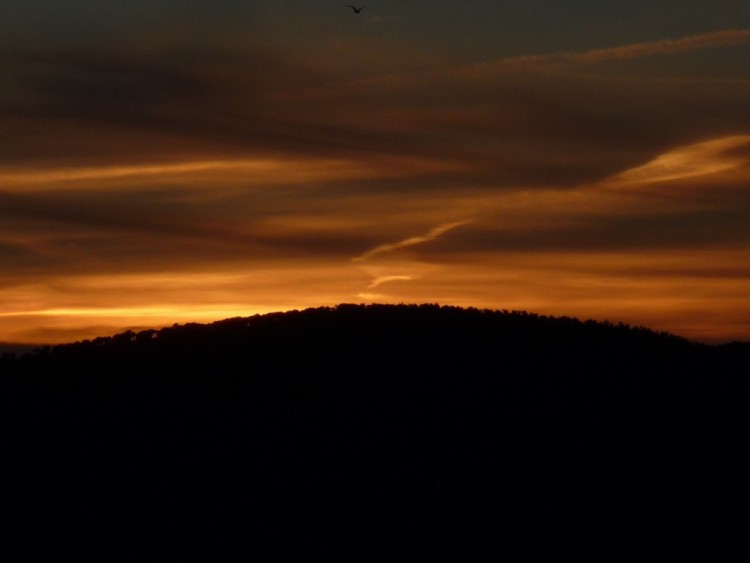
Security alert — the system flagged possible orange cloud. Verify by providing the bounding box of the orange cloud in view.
[0,155,463,193]
[464,28,750,74]
[602,136,750,187]
[353,221,472,262]
[367,275,413,289]
[573,28,750,63]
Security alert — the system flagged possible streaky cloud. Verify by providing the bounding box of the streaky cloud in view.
[603,135,750,188]
[0,157,395,192]
[367,275,413,289]
[296,28,750,97]
[461,28,750,74]
[573,28,750,63]
[354,220,471,262]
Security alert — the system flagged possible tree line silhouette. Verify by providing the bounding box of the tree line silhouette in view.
[1,304,747,558]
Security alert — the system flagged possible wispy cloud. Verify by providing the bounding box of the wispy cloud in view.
[353,221,471,263]
[352,220,471,304]
[602,135,750,188]
[0,155,462,193]
[367,275,413,289]
[301,28,750,96]
[467,28,750,73]
[572,28,750,63]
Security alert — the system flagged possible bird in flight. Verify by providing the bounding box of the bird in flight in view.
[345,5,365,13]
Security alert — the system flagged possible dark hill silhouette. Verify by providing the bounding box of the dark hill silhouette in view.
[1,304,747,558]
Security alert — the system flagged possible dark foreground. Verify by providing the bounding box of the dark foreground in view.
[1,304,747,559]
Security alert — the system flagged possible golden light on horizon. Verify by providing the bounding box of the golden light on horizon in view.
[3,135,750,345]
[4,240,750,345]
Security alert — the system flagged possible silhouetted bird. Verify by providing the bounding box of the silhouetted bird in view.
[345,5,365,13]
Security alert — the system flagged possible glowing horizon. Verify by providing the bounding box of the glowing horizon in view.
[3,131,750,345]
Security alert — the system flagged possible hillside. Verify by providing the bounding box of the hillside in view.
[1,304,747,558]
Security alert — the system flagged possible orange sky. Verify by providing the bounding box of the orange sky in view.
[2,3,750,344]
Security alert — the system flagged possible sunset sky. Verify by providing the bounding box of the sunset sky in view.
[2,1,750,344]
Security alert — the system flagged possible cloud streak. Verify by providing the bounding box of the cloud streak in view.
[367,275,414,289]
[572,28,750,63]
[602,135,750,188]
[353,221,472,263]
[463,28,750,74]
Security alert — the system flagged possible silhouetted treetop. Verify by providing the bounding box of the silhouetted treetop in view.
[7,303,698,363]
